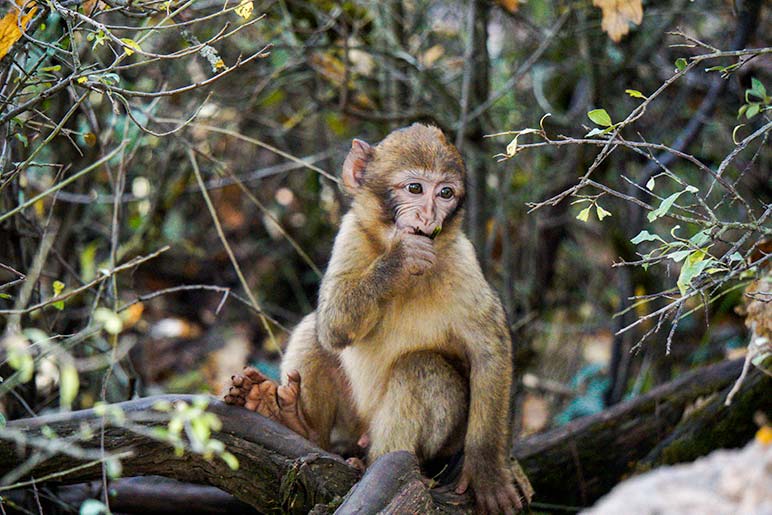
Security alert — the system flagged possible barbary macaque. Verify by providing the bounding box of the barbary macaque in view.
[225,123,525,513]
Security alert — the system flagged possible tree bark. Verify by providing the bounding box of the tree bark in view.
[0,396,360,514]
[1,359,767,513]
[514,358,771,508]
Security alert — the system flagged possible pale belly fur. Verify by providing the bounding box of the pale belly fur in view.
[338,289,465,422]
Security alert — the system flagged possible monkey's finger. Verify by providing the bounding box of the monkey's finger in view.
[454,475,470,495]
[506,485,523,510]
[496,490,516,515]
[487,495,502,515]
[286,369,302,385]
[409,247,436,260]
[231,375,247,387]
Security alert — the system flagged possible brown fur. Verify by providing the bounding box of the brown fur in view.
[281,124,520,513]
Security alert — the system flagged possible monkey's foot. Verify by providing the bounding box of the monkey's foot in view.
[346,457,366,473]
[223,367,318,443]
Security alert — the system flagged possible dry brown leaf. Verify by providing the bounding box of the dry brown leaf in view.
[0,1,37,60]
[81,0,104,15]
[496,0,523,14]
[309,52,346,86]
[592,0,643,43]
[420,44,444,68]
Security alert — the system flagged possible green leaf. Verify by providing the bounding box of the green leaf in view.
[106,457,123,478]
[677,250,711,295]
[52,280,65,310]
[689,229,711,247]
[576,206,592,222]
[728,252,743,263]
[8,347,34,383]
[750,77,766,99]
[153,400,173,412]
[585,128,605,138]
[647,191,684,222]
[120,38,141,56]
[587,109,612,127]
[746,103,760,119]
[631,230,664,245]
[0,412,6,429]
[675,58,688,71]
[60,363,79,410]
[79,499,108,515]
[625,89,646,99]
[596,205,612,220]
[668,250,691,263]
[80,241,99,282]
[646,177,655,191]
[221,451,240,470]
[94,308,123,335]
[13,132,28,147]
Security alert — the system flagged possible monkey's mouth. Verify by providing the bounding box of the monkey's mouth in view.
[414,226,442,240]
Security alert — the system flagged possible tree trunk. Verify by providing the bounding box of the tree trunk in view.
[514,358,770,508]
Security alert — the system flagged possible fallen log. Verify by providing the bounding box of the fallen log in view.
[55,477,258,514]
[0,396,360,514]
[1,358,767,513]
[513,358,771,508]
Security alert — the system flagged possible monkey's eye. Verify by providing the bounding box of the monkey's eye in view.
[407,183,423,194]
[438,187,454,199]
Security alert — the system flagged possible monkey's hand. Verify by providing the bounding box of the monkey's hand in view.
[391,230,436,277]
[456,463,523,515]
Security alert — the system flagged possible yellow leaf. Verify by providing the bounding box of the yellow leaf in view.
[309,52,346,86]
[235,1,253,19]
[83,132,96,146]
[592,0,643,43]
[0,1,37,60]
[420,45,444,68]
[576,206,592,222]
[121,302,144,329]
[496,0,522,13]
[757,426,772,446]
[59,363,79,410]
[52,280,65,295]
[596,205,612,220]
[120,37,141,56]
[77,76,88,84]
[34,198,45,218]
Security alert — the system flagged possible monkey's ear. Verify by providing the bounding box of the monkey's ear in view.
[342,139,372,193]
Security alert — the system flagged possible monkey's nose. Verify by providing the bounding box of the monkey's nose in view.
[414,223,440,239]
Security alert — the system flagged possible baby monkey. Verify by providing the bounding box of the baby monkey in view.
[225,124,524,514]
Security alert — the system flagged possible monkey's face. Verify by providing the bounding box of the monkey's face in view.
[341,123,467,239]
[388,169,463,239]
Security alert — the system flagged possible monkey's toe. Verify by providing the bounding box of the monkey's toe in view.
[345,457,366,473]
[223,367,272,407]
[276,370,316,441]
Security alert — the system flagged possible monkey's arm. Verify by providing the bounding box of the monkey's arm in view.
[317,257,400,349]
[457,301,522,513]
[316,219,405,350]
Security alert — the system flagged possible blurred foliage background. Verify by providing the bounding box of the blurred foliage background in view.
[0,0,769,443]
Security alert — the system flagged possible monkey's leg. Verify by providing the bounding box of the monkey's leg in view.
[367,351,468,464]
[224,313,357,450]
